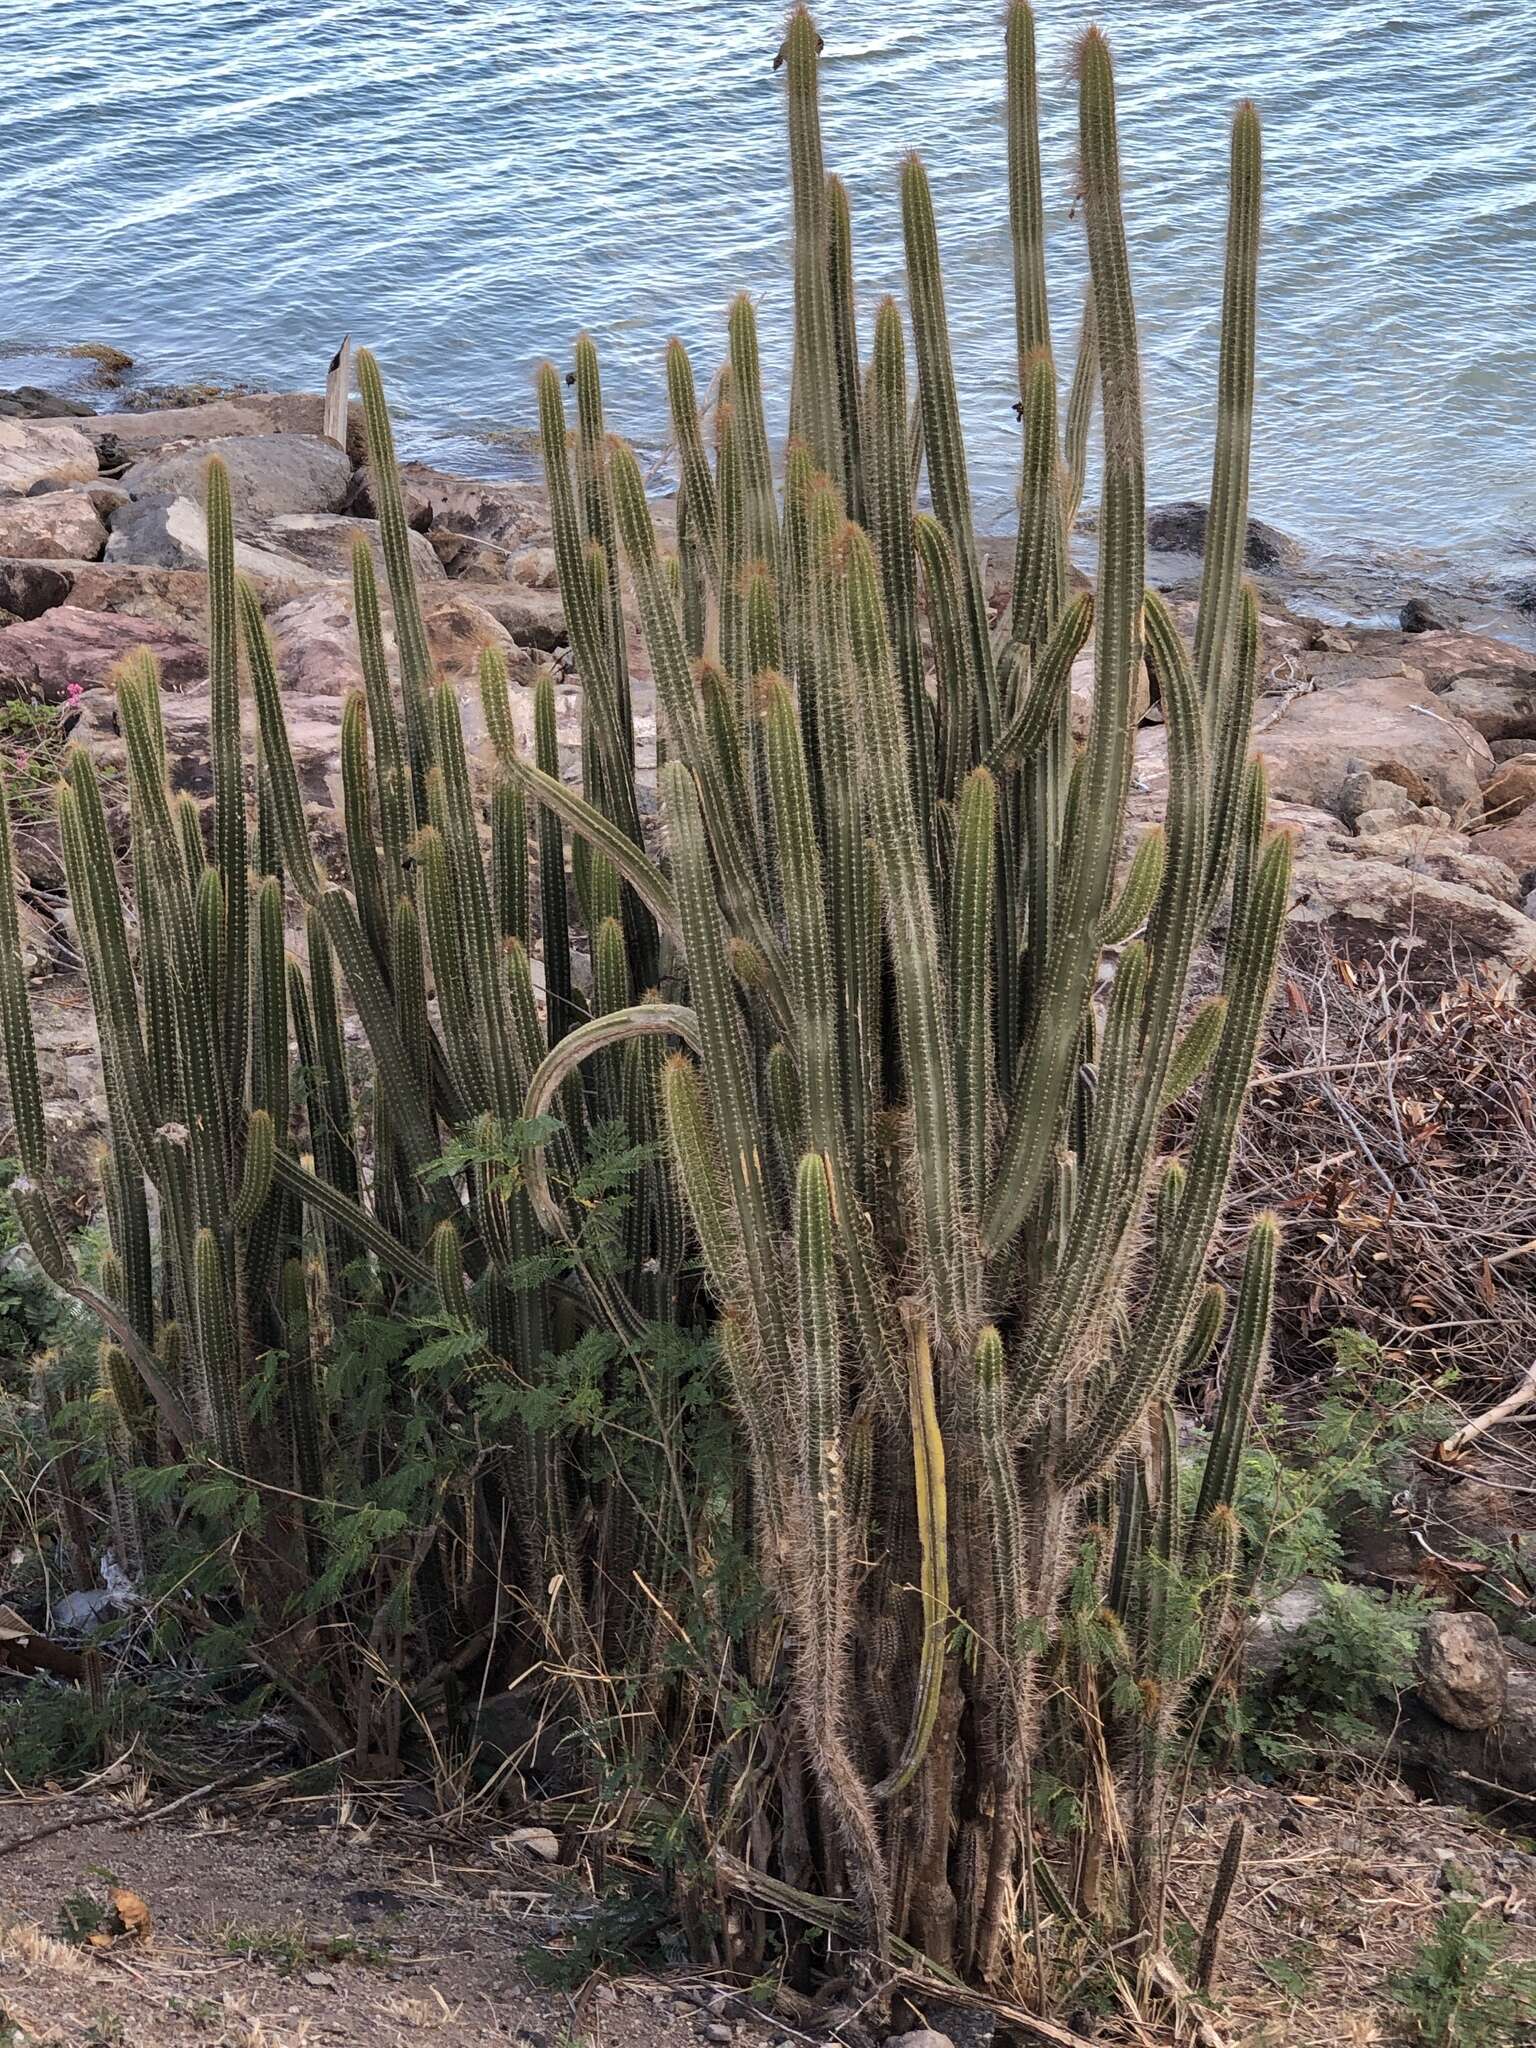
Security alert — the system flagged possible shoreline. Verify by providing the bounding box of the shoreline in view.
[6,340,1535,657]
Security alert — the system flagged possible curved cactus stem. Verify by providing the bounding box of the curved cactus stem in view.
[520,1001,701,1236]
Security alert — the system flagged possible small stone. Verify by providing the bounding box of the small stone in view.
[1338,767,1416,829]
[1354,805,1412,837]
[1416,1611,1507,1731]
[703,2025,734,2043]
[504,1824,561,1862]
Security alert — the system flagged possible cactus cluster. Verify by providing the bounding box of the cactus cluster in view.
[0,1,1287,1997]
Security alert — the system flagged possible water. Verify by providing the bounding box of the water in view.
[6,0,1536,587]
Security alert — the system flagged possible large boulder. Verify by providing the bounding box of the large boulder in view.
[0,418,98,495]
[1395,631,1536,743]
[256,512,444,584]
[1145,498,1303,570]
[0,492,107,562]
[1257,669,1493,821]
[0,556,311,633]
[0,607,205,702]
[459,580,567,651]
[264,582,527,705]
[1474,810,1536,887]
[1416,1611,1508,1731]
[105,496,444,587]
[1480,753,1536,825]
[77,393,363,466]
[104,494,327,578]
[119,432,352,519]
[1289,834,1536,975]
[347,463,548,555]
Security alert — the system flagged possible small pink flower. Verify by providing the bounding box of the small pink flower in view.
[14,752,30,772]
[66,683,83,706]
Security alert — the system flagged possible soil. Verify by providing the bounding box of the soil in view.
[0,1777,1532,2046]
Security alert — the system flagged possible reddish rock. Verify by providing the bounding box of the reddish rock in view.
[0,607,205,702]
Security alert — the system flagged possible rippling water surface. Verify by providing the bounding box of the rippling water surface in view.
[6,1,1535,576]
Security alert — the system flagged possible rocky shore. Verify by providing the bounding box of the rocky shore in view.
[3,370,1536,1142]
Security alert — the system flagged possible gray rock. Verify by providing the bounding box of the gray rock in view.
[255,511,444,584]
[1416,1611,1507,1731]
[885,2031,956,2048]
[0,491,106,563]
[0,388,93,420]
[1354,804,1414,836]
[104,494,334,580]
[1400,595,1450,634]
[0,417,99,494]
[76,392,363,465]
[1146,498,1303,570]
[119,432,353,519]
[0,559,74,619]
[1245,1579,1328,1683]
[1338,768,1415,829]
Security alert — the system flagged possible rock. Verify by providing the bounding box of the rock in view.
[77,392,364,466]
[0,557,311,634]
[1401,596,1450,634]
[119,432,353,519]
[1247,1579,1328,1682]
[347,462,548,555]
[1345,825,1523,906]
[104,493,323,577]
[0,560,76,620]
[265,583,528,708]
[0,491,106,563]
[0,606,206,703]
[1475,810,1536,885]
[1338,767,1415,829]
[0,418,99,495]
[1398,632,1536,743]
[1416,1612,1507,1730]
[72,680,344,820]
[253,512,444,584]
[503,1825,561,1863]
[0,388,93,420]
[1258,671,1493,821]
[461,581,567,651]
[1146,498,1303,570]
[884,2030,956,2048]
[31,477,131,520]
[1490,737,1536,762]
[703,2025,734,2043]
[1398,1638,1536,1805]
[1290,838,1536,975]
[1480,754,1536,824]
[1354,805,1414,836]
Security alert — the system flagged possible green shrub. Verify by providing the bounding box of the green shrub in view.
[1388,1895,1536,2047]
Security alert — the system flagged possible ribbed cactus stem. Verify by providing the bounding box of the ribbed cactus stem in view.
[203,455,249,1104]
[782,7,841,481]
[1193,101,1262,716]
[356,347,435,806]
[1194,1212,1278,1524]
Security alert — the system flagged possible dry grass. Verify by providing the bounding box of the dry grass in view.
[1222,933,1536,1402]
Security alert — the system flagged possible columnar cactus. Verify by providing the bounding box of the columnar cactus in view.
[502,1,1286,1980]
[0,0,1286,2004]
